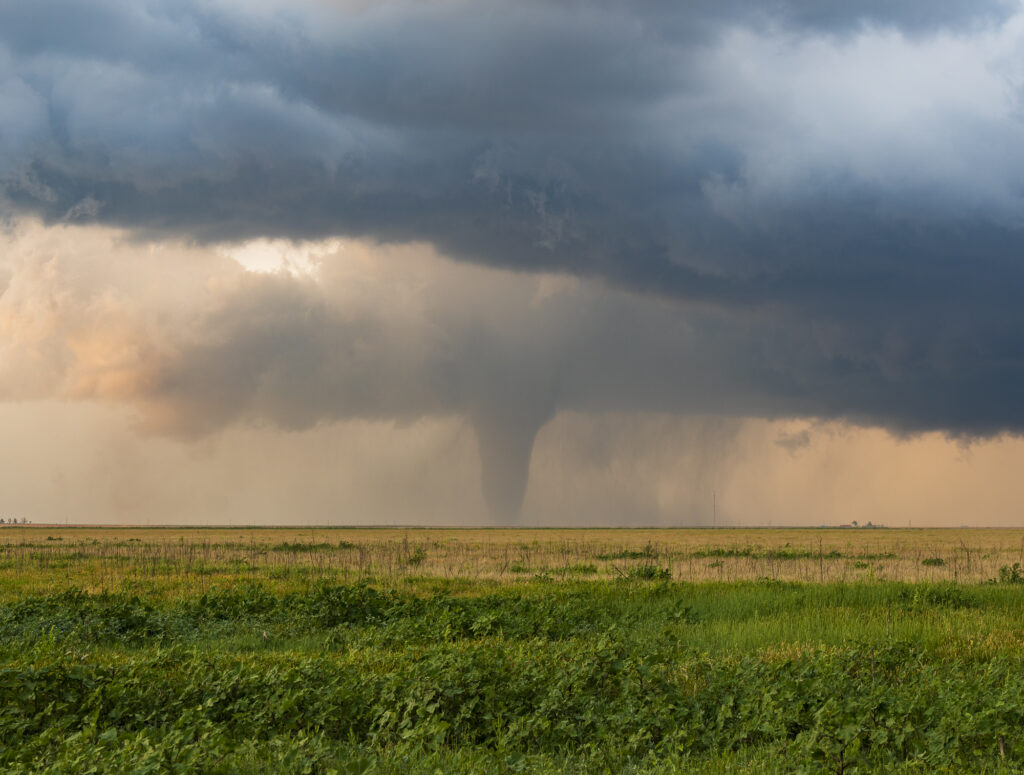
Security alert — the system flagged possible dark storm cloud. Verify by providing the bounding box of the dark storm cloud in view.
[103,242,1020,519]
[3,218,1023,518]
[4,0,1024,496]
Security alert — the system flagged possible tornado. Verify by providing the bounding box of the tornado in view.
[471,403,552,522]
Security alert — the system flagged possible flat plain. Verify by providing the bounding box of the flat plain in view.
[3,526,1024,773]
[3,525,1023,595]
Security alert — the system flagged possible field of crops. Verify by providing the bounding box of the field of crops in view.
[3,527,1024,773]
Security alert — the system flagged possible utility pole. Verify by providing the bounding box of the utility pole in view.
[713,489,717,528]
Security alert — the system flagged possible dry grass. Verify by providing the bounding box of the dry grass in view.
[2,525,1023,597]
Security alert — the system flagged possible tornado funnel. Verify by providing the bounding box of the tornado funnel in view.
[471,407,548,522]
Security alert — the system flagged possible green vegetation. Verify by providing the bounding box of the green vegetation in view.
[595,543,659,561]
[998,563,1024,585]
[2,528,1024,772]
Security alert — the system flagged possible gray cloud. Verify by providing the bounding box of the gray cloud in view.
[3,1,1024,516]
[4,223,1016,518]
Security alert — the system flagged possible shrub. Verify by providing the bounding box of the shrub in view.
[625,564,671,581]
[998,563,1024,584]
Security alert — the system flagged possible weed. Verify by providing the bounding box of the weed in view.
[997,563,1024,584]
[595,542,658,561]
[624,564,672,581]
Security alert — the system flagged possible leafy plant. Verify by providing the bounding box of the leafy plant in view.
[625,564,671,581]
[406,547,427,567]
[998,563,1024,584]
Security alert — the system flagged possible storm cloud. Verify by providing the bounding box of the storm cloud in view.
[3,1,1024,518]
[1,221,1021,519]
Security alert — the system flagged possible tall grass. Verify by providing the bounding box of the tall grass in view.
[2,526,1024,598]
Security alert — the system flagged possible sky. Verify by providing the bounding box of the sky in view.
[2,0,1024,526]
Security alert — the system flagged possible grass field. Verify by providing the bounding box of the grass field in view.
[3,526,1024,773]
[3,526,1024,596]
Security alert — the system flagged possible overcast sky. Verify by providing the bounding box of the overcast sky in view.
[2,0,1024,524]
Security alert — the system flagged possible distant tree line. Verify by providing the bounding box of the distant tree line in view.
[0,518,29,525]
